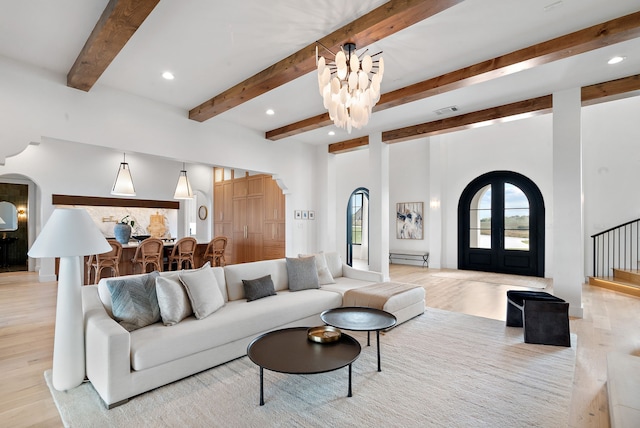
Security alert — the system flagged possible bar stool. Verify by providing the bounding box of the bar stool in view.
[167,237,198,270]
[131,238,164,273]
[203,236,227,267]
[88,240,123,284]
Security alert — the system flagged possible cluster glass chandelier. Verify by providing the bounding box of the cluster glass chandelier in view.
[316,42,384,133]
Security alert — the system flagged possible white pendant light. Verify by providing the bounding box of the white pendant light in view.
[174,163,194,199]
[111,153,136,196]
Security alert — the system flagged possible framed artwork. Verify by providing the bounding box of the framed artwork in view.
[294,210,302,220]
[396,202,424,239]
[308,211,315,220]
[302,210,309,220]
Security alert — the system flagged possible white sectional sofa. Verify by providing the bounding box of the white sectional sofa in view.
[82,252,424,408]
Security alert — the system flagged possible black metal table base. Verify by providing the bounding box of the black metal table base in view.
[258,364,353,406]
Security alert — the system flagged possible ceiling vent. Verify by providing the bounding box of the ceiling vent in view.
[434,106,459,115]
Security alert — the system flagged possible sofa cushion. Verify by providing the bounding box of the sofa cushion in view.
[179,262,225,319]
[286,257,319,291]
[299,252,335,285]
[323,251,343,278]
[97,265,227,317]
[129,288,343,371]
[224,259,288,301]
[107,271,161,331]
[242,274,277,302]
[156,275,192,325]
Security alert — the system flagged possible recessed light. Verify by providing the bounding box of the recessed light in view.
[328,131,335,136]
[162,71,175,80]
[607,56,626,65]
[265,109,275,116]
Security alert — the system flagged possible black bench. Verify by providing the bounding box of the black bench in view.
[506,290,570,347]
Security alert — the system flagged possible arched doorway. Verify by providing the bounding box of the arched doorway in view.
[458,171,545,277]
[346,188,369,267]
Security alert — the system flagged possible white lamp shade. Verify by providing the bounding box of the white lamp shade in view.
[0,215,5,224]
[174,170,194,199]
[28,208,110,258]
[111,162,136,196]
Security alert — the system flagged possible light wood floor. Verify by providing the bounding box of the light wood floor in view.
[2,266,639,427]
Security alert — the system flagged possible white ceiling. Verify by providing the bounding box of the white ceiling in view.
[0,0,638,146]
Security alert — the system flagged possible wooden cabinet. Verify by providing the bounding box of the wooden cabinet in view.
[214,180,233,262]
[215,171,284,264]
[263,178,286,260]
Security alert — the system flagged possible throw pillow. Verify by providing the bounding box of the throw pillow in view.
[323,251,343,278]
[107,271,161,332]
[286,256,319,291]
[242,274,277,302]
[299,252,335,285]
[156,275,193,325]
[179,262,225,319]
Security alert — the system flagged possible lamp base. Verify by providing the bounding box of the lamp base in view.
[52,256,85,391]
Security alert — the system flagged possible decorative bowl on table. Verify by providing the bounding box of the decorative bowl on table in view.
[307,326,341,343]
[132,235,151,241]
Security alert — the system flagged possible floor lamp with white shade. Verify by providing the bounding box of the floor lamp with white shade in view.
[28,208,110,391]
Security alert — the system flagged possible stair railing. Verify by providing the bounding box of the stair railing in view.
[592,218,640,277]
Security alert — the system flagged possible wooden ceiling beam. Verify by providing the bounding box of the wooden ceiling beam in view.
[189,0,464,122]
[581,74,640,106]
[267,10,640,141]
[382,73,640,144]
[328,136,370,154]
[383,96,553,144]
[67,0,160,92]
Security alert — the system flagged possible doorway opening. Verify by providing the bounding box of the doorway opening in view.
[458,171,545,277]
[346,188,369,268]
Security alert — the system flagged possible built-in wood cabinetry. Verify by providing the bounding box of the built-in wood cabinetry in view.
[214,169,285,264]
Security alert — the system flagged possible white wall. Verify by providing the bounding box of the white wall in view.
[0,57,319,279]
[333,95,640,281]
[583,96,640,275]
[389,138,430,263]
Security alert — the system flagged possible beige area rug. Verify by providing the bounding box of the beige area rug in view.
[46,308,575,427]
[429,269,550,289]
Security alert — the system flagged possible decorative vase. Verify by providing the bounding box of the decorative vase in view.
[113,223,131,245]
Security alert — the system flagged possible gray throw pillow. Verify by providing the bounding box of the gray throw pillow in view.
[242,274,277,302]
[107,271,161,331]
[286,256,320,291]
[156,275,193,325]
[179,262,225,319]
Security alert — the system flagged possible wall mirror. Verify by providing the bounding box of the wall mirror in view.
[0,201,18,231]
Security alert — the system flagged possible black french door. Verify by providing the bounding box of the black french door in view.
[458,171,545,277]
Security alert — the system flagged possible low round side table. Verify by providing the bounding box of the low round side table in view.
[247,327,361,406]
[321,307,397,372]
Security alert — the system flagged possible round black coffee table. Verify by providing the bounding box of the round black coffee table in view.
[321,307,397,372]
[247,327,361,406]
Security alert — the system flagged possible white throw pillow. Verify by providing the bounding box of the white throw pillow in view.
[322,251,343,278]
[299,252,335,285]
[156,275,193,326]
[179,262,225,319]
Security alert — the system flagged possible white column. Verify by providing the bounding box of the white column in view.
[368,132,390,280]
[428,136,442,269]
[316,145,336,252]
[553,88,584,318]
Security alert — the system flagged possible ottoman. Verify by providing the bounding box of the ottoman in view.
[327,282,425,327]
[506,290,571,347]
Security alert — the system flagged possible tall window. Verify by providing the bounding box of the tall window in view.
[470,184,492,249]
[504,183,530,251]
[350,191,363,245]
